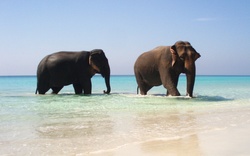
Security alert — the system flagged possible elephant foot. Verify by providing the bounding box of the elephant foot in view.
[186,93,193,98]
[167,90,180,96]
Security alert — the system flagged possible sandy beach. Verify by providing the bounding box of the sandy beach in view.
[87,125,250,156]
[87,106,250,156]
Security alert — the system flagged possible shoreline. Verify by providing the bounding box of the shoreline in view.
[87,125,250,156]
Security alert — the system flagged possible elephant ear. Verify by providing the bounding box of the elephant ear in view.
[194,52,201,61]
[89,50,104,73]
[170,45,178,66]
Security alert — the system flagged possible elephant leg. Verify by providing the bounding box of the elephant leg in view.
[138,82,152,95]
[167,73,180,96]
[37,81,50,94]
[135,73,152,95]
[82,80,92,94]
[51,86,63,94]
[73,83,83,94]
[160,69,180,96]
[38,86,50,94]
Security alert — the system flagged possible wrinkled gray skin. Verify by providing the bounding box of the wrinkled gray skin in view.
[134,41,200,97]
[36,49,111,95]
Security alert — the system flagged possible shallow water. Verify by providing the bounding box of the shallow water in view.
[0,75,250,155]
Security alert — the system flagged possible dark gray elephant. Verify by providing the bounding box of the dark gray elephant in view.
[134,41,200,97]
[36,49,111,94]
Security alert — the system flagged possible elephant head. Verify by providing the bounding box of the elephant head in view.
[170,41,200,97]
[89,49,111,94]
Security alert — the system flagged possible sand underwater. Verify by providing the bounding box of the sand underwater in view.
[0,75,250,155]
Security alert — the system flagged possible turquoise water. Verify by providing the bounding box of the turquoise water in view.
[0,75,250,155]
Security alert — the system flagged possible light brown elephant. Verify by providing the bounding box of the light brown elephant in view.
[134,41,200,97]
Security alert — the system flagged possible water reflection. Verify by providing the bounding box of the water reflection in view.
[196,95,233,102]
[135,109,202,155]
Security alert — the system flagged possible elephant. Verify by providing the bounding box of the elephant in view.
[36,49,111,95]
[134,41,200,97]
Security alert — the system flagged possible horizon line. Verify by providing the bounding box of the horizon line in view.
[1,74,250,77]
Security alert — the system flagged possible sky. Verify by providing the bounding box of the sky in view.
[0,0,250,75]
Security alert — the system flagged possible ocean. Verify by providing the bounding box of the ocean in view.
[1,75,250,155]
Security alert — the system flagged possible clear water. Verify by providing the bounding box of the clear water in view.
[0,75,250,155]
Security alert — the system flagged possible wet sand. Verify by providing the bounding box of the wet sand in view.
[88,125,250,156]
[86,103,250,156]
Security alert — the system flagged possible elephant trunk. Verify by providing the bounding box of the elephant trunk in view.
[185,63,196,97]
[102,65,111,94]
[104,74,111,94]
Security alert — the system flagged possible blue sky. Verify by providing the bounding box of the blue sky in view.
[0,0,250,75]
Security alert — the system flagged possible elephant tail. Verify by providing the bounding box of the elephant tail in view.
[137,86,139,94]
[35,88,38,94]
